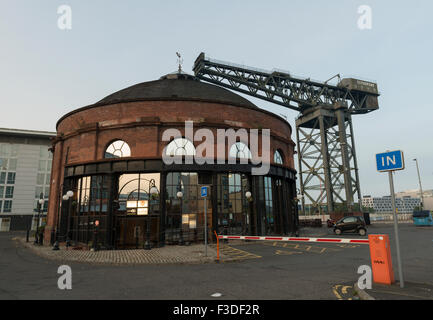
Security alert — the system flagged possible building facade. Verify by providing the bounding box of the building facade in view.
[44,72,299,249]
[0,128,55,231]
[362,195,421,213]
[396,189,433,211]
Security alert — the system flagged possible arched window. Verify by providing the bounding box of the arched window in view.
[274,150,284,165]
[229,142,252,159]
[105,140,131,158]
[117,173,160,214]
[165,138,196,156]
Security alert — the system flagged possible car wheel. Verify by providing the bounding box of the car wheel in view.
[335,228,342,235]
[359,228,366,236]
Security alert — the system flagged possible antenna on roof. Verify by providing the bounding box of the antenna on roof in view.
[176,52,183,73]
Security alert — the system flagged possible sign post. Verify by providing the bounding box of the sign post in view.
[375,150,405,288]
[201,186,208,257]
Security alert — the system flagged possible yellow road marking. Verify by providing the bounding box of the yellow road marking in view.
[342,286,352,294]
[265,241,340,254]
[332,284,354,300]
[337,244,360,248]
[275,250,303,256]
[218,244,262,260]
[332,285,343,300]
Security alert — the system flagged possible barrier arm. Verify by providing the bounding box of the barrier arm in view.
[216,234,369,244]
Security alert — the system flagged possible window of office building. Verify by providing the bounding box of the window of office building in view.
[35,146,52,211]
[5,186,14,198]
[0,218,11,232]
[7,172,15,184]
[0,144,17,215]
[3,200,12,213]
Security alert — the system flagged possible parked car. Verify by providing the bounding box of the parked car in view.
[333,216,367,236]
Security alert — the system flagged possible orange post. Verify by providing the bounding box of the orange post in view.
[368,234,395,285]
[214,230,220,262]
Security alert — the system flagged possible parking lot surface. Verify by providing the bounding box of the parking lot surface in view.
[0,223,432,300]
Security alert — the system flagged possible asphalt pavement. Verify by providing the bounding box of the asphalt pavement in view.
[0,223,432,300]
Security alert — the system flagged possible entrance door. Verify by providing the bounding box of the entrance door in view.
[115,215,160,249]
[115,173,161,249]
[115,216,145,249]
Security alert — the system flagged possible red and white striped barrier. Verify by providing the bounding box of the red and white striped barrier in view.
[217,235,369,244]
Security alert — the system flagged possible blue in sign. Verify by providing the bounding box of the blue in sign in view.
[201,186,208,197]
[376,150,405,172]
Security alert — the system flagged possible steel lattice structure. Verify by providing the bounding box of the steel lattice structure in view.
[193,52,379,214]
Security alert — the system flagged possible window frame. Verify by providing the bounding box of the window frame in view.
[164,137,196,157]
[274,150,284,165]
[104,140,131,159]
[229,142,252,160]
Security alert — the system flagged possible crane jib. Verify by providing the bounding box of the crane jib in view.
[193,52,379,115]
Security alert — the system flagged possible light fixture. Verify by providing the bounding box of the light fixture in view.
[150,186,159,195]
[66,190,74,198]
[62,195,69,201]
[177,191,183,198]
[245,191,252,199]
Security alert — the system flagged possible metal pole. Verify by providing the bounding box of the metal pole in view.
[389,171,404,288]
[414,159,424,210]
[179,195,184,245]
[145,179,155,250]
[204,196,207,257]
[34,202,40,245]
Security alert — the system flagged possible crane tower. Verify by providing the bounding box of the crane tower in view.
[193,52,379,215]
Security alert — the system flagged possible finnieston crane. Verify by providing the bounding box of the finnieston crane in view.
[193,52,380,215]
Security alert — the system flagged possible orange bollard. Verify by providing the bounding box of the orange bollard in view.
[214,230,220,262]
[368,234,395,285]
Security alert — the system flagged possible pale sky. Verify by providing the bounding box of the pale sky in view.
[1,0,432,197]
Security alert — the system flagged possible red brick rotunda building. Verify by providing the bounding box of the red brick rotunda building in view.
[45,72,299,249]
